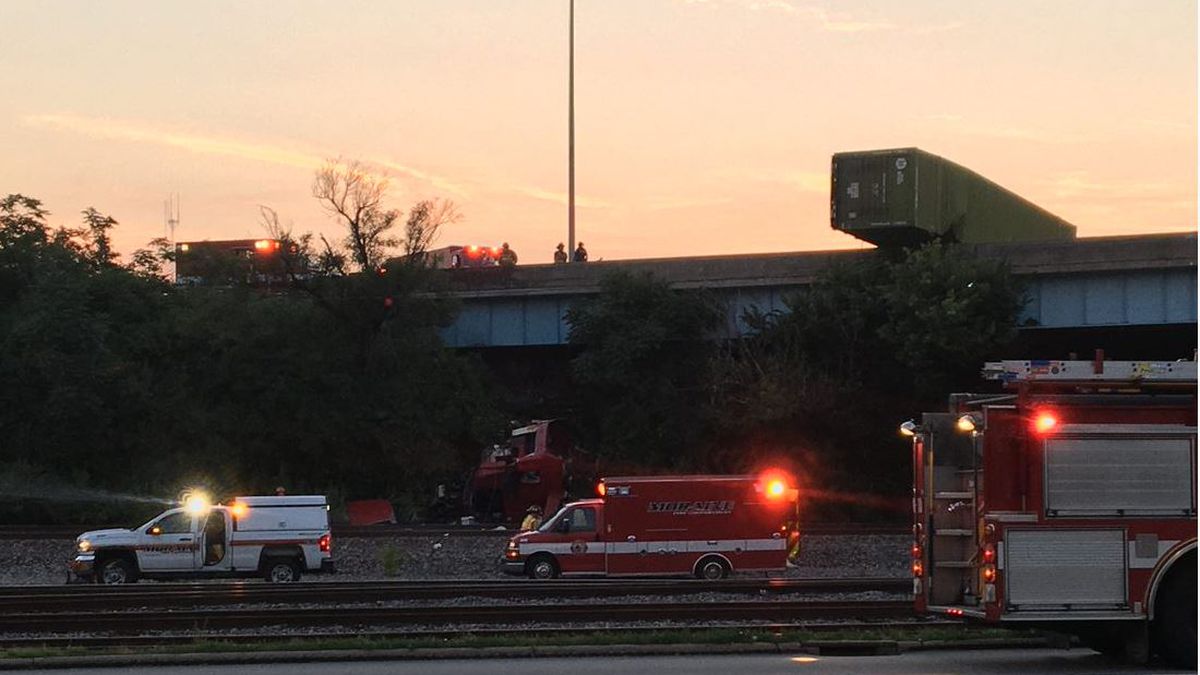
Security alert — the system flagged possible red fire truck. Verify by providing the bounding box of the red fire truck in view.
[907,358,1196,667]
[501,473,800,580]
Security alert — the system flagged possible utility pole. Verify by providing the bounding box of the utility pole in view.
[568,0,576,261]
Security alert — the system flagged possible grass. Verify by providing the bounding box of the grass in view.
[0,625,1035,660]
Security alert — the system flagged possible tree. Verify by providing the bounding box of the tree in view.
[402,198,461,259]
[707,242,1024,501]
[566,272,721,467]
[312,159,400,272]
[81,207,118,267]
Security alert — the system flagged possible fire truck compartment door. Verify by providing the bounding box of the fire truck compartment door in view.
[1005,529,1126,609]
[1044,428,1196,517]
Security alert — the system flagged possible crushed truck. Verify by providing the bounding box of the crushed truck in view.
[70,494,335,584]
[502,473,799,579]
[469,419,588,523]
[906,357,1196,667]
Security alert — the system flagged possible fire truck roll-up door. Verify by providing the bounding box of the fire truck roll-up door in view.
[1005,529,1127,610]
[1043,426,1196,518]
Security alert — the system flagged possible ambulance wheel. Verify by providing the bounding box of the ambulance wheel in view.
[264,558,302,583]
[526,554,559,580]
[97,557,137,585]
[696,556,729,580]
[1152,553,1196,669]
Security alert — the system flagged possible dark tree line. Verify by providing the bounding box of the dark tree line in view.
[0,193,502,523]
[0,183,1024,524]
[564,245,1023,518]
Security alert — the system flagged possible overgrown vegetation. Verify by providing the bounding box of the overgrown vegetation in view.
[566,245,1023,514]
[0,177,1023,523]
[0,190,501,523]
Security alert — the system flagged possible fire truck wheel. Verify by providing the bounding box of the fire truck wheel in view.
[97,557,137,585]
[264,558,303,583]
[1152,554,1196,669]
[526,555,559,580]
[695,556,730,580]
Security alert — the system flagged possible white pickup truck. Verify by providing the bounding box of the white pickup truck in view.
[69,495,335,584]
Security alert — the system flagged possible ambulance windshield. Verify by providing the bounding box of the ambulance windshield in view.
[536,507,566,533]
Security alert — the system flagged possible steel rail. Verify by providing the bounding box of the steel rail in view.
[0,619,955,649]
[0,600,914,633]
[0,578,910,612]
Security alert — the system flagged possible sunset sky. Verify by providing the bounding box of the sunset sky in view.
[1,0,1195,263]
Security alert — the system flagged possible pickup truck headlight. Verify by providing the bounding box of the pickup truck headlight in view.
[76,540,92,553]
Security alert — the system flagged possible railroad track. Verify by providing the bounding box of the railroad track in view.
[0,577,909,612]
[0,599,914,633]
[0,523,909,540]
[0,620,955,649]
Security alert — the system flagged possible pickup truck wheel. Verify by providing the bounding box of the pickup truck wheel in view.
[98,558,136,585]
[526,555,559,580]
[696,556,729,580]
[264,558,302,583]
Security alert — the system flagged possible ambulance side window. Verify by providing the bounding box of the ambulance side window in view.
[565,507,595,533]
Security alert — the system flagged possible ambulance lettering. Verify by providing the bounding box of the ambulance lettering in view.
[647,500,734,515]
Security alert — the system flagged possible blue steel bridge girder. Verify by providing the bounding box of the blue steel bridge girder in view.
[439,233,1196,349]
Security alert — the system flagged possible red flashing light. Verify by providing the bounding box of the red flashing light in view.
[491,247,502,257]
[597,482,606,497]
[911,560,924,577]
[758,470,795,501]
[254,239,279,253]
[318,534,331,553]
[766,480,786,498]
[466,245,481,257]
[911,544,922,558]
[982,544,995,564]
[1034,412,1058,434]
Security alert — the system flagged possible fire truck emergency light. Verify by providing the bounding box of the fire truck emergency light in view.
[596,482,606,497]
[956,414,980,433]
[1034,412,1059,434]
[229,502,248,519]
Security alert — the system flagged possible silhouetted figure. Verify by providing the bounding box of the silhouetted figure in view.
[573,242,588,263]
[499,242,518,267]
[553,243,568,264]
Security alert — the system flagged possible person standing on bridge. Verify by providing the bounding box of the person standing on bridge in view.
[573,242,588,263]
[553,243,568,264]
[499,242,518,267]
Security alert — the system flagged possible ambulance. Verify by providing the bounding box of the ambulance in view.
[502,474,799,579]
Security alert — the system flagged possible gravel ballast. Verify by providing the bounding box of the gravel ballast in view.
[0,533,909,586]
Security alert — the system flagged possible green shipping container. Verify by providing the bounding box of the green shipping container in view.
[830,148,1076,247]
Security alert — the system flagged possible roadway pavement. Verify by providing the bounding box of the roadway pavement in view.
[18,649,1191,674]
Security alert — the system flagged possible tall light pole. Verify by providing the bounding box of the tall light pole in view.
[568,0,576,261]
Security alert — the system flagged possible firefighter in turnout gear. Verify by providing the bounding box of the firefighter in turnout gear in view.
[520,505,543,531]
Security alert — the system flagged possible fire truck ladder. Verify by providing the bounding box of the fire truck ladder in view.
[923,408,989,608]
[982,359,1196,384]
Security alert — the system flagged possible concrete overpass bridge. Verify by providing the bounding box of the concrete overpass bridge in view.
[440,233,1196,355]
